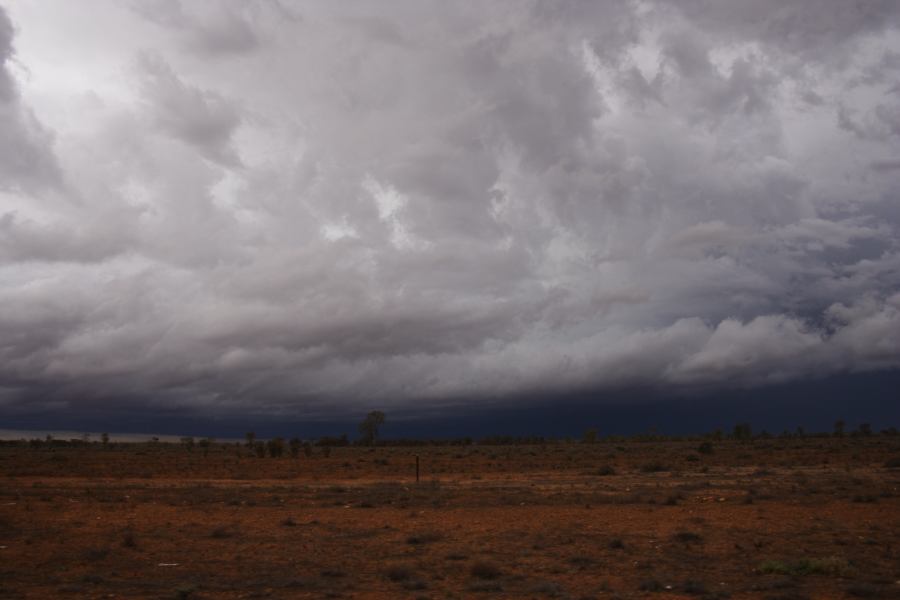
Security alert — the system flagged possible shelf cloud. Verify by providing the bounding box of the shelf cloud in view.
[1,1,899,420]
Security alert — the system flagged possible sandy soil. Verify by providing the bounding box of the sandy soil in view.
[1,437,899,599]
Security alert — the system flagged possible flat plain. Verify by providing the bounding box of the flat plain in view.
[1,436,899,599]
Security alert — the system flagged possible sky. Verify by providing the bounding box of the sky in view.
[1,1,899,437]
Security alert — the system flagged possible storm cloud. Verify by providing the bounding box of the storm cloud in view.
[1,1,899,421]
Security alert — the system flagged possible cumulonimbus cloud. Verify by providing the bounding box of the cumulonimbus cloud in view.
[0,0,898,419]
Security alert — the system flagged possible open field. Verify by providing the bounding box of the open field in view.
[1,437,899,599]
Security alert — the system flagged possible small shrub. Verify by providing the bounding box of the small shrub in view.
[845,583,880,598]
[320,568,346,578]
[758,557,853,577]
[281,517,297,527]
[883,457,900,469]
[83,547,110,561]
[532,581,565,596]
[608,537,625,549]
[639,579,663,592]
[385,565,413,582]
[641,462,668,473]
[595,465,616,476]
[470,561,502,580]
[122,531,137,548]
[683,580,708,595]
[403,578,428,590]
[672,531,703,544]
[567,555,594,569]
[407,531,442,545]
[175,586,195,600]
[697,442,714,455]
[469,580,504,592]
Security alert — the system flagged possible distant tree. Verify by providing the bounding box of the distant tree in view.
[267,437,285,458]
[254,441,266,458]
[245,432,256,448]
[858,423,872,437]
[198,437,214,457]
[732,423,752,441]
[101,433,110,448]
[583,428,598,444]
[289,437,302,458]
[834,420,845,438]
[181,436,195,451]
[358,411,386,446]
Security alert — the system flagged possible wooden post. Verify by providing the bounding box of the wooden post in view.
[415,454,420,483]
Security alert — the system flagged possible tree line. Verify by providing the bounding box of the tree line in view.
[3,414,897,452]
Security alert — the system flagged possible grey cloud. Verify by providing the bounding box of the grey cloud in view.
[664,0,900,61]
[0,211,131,263]
[135,52,242,166]
[0,6,60,191]
[130,0,264,57]
[0,3,13,100]
[1,2,899,419]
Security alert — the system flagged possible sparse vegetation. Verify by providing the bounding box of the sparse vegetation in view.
[385,564,414,582]
[121,531,137,548]
[758,557,853,577]
[470,561,502,580]
[672,531,703,544]
[407,531,442,545]
[639,579,663,592]
[0,432,896,598]
[640,461,668,473]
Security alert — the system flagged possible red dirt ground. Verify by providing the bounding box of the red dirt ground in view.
[1,437,899,599]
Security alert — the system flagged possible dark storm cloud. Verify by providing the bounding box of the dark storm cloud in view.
[0,0,899,420]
